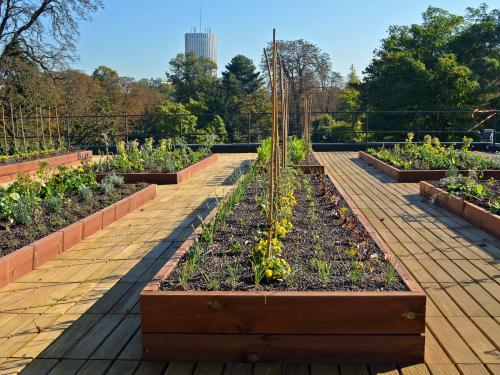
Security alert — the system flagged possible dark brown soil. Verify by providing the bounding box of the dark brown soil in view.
[0,183,147,256]
[434,180,500,213]
[161,173,407,292]
[0,150,79,166]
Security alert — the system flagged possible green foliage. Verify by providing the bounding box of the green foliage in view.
[368,134,500,170]
[167,52,218,104]
[288,136,307,164]
[363,4,499,124]
[93,138,212,173]
[44,195,64,214]
[311,114,360,143]
[78,185,93,202]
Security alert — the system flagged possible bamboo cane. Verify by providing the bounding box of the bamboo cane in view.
[39,107,46,146]
[35,107,40,148]
[47,106,53,145]
[55,106,62,147]
[1,105,7,149]
[267,29,278,258]
[19,107,26,147]
[280,60,286,169]
[9,102,17,148]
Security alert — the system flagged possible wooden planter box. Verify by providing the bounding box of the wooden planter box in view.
[0,184,156,289]
[96,153,219,184]
[359,151,500,182]
[140,175,426,363]
[295,152,325,175]
[420,181,500,239]
[0,151,93,184]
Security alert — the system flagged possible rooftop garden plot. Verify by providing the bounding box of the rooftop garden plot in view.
[368,133,500,171]
[0,166,145,255]
[161,148,406,292]
[437,171,499,215]
[92,137,212,174]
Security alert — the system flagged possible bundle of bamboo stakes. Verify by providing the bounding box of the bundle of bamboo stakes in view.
[263,29,290,255]
[0,104,64,150]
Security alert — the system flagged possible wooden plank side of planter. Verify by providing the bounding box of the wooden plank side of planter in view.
[0,151,93,184]
[295,152,326,175]
[140,292,425,335]
[96,153,219,185]
[0,184,157,289]
[359,151,500,182]
[142,332,424,363]
[420,181,500,239]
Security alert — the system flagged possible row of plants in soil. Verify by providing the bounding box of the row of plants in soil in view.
[368,133,500,171]
[0,165,145,256]
[161,140,406,292]
[91,136,213,174]
[434,168,499,215]
[0,145,73,165]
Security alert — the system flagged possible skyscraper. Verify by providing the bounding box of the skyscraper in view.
[184,29,217,65]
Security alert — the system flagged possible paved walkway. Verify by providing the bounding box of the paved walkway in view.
[0,151,498,375]
[0,153,253,374]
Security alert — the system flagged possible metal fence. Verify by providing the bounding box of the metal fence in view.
[1,110,498,150]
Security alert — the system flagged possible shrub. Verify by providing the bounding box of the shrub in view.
[45,196,64,214]
[288,136,307,164]
[78,185,93,202]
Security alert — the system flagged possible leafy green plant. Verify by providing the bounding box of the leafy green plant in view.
[44,195,64,214]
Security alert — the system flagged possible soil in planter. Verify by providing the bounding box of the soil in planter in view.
[0,183,147,256]
[161,173,407,292]
[433,180,499,213]
[0,149,80,166]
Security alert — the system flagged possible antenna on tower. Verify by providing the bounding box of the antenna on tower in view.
[199,5,202,33]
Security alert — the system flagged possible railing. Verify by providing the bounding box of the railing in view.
[0,110,498,150]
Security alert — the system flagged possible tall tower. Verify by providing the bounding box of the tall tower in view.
[184,29,217,65]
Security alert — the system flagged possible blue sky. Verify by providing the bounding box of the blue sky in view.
[74,0,498,80]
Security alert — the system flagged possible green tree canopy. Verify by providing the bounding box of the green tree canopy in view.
[166,52,218,104]
[222,55,262,97]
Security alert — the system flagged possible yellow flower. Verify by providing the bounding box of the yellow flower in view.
[265,269,273,278]
[277,226,287,236]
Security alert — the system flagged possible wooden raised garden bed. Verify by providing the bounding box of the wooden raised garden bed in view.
[0,184,156,288]
[140,172,426,363]
[359,151,500,182]
[0,150,93,184]
[96,153,219,184]
[295,151,325,175]
[420,181,500,240]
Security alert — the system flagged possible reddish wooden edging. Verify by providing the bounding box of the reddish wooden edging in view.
[140,174,426,363]
[0,151,93,184]
[359,151,500,182]
[420,181,500,239]
[0,184,156,289]
[295,151,325,175]
[96,153,219,184]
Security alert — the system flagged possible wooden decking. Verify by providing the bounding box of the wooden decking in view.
[0,152,498,374]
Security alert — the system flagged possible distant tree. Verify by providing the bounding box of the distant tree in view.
[92,66,122,111]
[363,5,497,112]
[0,0,103,70]
[262,39,332,109]
[167,52,218,104]
[153,101,197,138]
[222,55,262,97]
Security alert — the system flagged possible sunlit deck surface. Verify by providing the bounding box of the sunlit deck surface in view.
[0,152,498,375]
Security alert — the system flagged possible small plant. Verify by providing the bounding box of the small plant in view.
[102,171,124,187]
[78,185,93,202]
[44,195,64,214]
[12,196,38,225]
[99,182,114,195]
[385,262,396,286]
